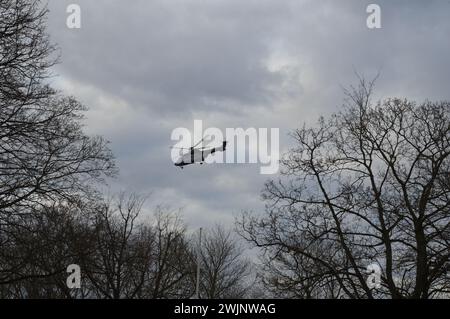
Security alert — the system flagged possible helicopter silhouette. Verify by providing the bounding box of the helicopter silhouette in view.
[171,137,227,169]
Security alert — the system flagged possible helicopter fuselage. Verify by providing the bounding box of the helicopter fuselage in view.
[174,141,227,168]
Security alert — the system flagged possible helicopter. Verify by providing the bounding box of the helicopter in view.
[171,137,227,169]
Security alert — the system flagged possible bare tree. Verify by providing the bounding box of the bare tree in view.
[238,76,450,299]
[0,0,55,101]
[0,0,115,286]
[197,225,252,299]
[0,193,197,299]
[0,200,95,298]
[0,0,116,216]
[256,243,344,299]
[80,197,193,299]
[145,208,194,299]
[83,193,151,299]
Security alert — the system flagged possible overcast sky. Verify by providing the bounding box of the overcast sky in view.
[45,0,450,230]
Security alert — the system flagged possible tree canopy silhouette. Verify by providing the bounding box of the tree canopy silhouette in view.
[0,0,115,285]
[238,76,450,299]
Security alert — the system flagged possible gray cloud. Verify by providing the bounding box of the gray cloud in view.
[46,0,450,229]
[49,0,292,116]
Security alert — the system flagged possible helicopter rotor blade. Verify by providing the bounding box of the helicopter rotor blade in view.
[192,139,203,149]
[192,135,211,149]
[169,146,190,150]
[170,135,212,150]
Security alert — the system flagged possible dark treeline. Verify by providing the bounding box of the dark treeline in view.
[237,78,450,299]
[0,0,251,299]
[0,193,252,298]
[1,0,449,299]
